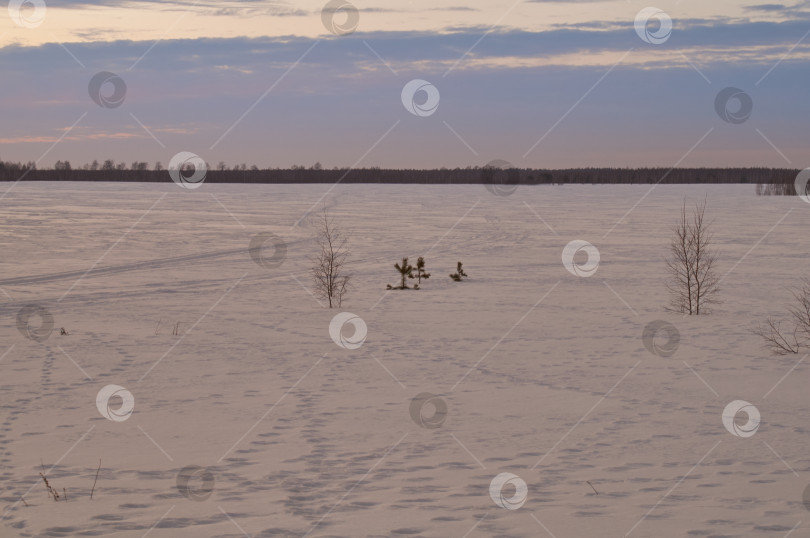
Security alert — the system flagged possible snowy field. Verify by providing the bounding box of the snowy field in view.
[0,182,808,537]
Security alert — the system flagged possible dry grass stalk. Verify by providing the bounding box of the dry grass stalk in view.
[39,472,60,501]
[91,459,101,500]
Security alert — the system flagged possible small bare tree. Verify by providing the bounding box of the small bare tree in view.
[311,209,350,308]
[665,199,720,315]
[754,280,810,355]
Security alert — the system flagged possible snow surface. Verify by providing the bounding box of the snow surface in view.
[0,182,808,537]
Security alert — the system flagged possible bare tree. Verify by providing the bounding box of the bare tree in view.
[665,199,720,315]
[754,280,810,355]
[666,204,693,314]
[311,208,351,308]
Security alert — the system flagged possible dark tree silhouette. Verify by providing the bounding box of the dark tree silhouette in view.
[0,159,799,188]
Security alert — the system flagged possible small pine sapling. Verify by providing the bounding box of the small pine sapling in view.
[449,261,468,282]
[388,257,415,289]
[414,257,430,289]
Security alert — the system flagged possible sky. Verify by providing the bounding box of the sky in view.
[0,0,809,169]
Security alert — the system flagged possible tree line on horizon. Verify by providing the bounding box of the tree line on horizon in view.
[0,158,799,189]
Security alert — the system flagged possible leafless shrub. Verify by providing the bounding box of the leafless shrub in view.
[754,280,810,355]
[311,208,351,308]
[665,199,720,315]
[755,182,796,196]
[787,280,810,339]
[753,318,800,355]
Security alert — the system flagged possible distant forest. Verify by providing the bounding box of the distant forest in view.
[0,159,800,192]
